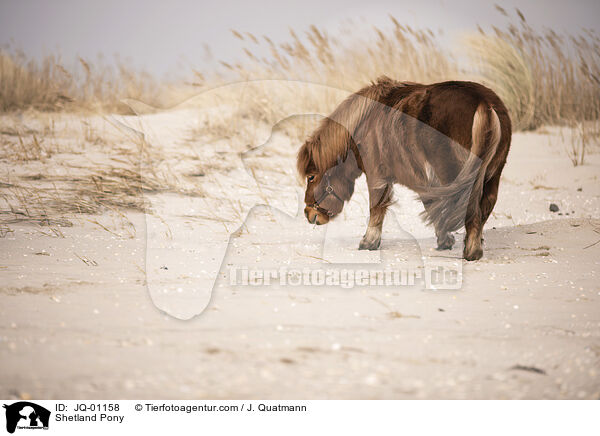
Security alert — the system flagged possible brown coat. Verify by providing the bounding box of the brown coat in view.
[297,76,512,260]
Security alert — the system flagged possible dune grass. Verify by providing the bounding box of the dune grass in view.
[465,6,600,131]
[2,10,598,129]
[184,9,599,151]
[0,48,195,114]
[0,8,599,230]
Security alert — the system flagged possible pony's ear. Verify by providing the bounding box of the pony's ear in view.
[297,141,313,177]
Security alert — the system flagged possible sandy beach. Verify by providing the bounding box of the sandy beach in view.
[1,109,599,399]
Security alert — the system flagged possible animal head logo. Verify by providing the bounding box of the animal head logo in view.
[3,402,51,434]
[117,79,481,319]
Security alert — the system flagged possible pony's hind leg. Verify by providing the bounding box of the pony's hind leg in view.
[463,212,483,261]
[480,173,501,226]
[436,230,455,250]
[420,197,455,250]
[464,173,500,260]
[359,183,392,250]
[463,188,486,261]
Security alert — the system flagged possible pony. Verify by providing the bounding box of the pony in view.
[297,77,511,260]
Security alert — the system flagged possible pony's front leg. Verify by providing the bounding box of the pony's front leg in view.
[359,183,392,250]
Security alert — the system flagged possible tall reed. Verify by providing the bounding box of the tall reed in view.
[1,9,598,134]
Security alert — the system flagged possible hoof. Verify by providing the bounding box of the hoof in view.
[436,233,455,250]
[463,246,483,261]
[359,237,381,251]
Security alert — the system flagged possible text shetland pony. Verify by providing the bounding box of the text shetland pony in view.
[297,77,511,260]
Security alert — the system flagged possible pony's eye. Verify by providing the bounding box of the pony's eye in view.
[307,175,315,182]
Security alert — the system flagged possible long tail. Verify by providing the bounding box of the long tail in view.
[417,102,502,234]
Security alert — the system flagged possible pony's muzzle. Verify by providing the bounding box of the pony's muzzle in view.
[304,206,329,225]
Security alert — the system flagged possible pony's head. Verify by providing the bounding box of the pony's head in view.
[297,133,362,225]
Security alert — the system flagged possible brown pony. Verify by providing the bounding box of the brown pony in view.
[297,77,511,260]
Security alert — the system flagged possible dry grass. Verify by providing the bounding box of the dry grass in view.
[0,164,178,227]
[1,7,599,232]
[190,10,600,150]
[0,48,196,114]
[465,6,600,131]
[1,11,598,130]
[196,19,460,144]
[0,116,197,231]
[566,121,600,166]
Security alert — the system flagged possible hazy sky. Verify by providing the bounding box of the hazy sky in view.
[1,0,598,77]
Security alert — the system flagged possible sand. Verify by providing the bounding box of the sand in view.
[0,110,599,399]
